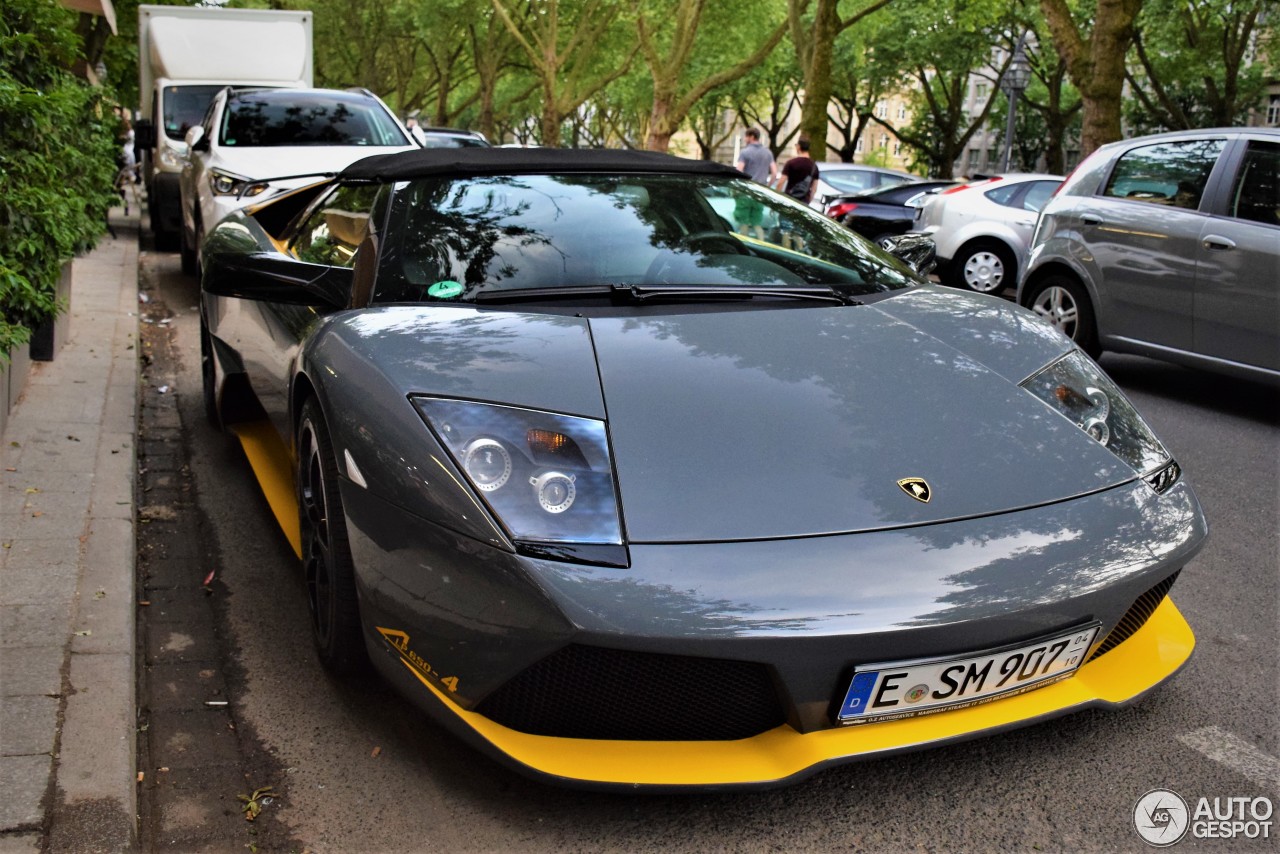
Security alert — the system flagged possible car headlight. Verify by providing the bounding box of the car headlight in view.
[1021,350,1180,492]
[209,168,269,199]
[413,398,623,545]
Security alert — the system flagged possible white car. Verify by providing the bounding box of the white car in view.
[912,173,1062,293]
[179,86,417,274]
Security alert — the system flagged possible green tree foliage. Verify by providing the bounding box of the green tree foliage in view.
[1125,0,1275,132]
[865,0,1020,177]
[491,0,638,146]
[1,0,117,360]
[630,0,787,151]
[786,0,896,148]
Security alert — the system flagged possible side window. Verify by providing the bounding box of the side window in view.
[984,183,1020,206]
[1102,139,1225,210]
[1229,141,1280,227]
[1022,180,1059,213]
[291,184,383,268]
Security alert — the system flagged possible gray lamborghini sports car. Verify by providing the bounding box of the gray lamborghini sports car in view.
[199,148,1206,790]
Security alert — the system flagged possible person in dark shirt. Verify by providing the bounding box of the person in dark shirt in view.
[775,138,819,248]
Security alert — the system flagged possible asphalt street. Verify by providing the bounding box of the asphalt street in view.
[137,247,1278,853]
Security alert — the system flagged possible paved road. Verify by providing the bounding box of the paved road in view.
[138,249,1278,853]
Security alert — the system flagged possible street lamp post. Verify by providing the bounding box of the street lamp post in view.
[999,38,1032,172]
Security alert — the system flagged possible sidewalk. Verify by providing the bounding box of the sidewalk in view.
[1,208,140,853]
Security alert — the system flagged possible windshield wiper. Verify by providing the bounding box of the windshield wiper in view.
[624,284,861,305]
[472,283,862,305]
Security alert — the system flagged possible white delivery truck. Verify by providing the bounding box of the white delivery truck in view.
[136,5,312,247]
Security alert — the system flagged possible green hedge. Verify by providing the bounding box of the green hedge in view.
[1,0,117,362]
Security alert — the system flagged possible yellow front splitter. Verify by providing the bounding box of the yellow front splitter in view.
[228,419,1195,789]
[398,599,1194,788]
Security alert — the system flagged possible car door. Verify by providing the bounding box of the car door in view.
[1080,137,1227,352]
[231,182,383,441]
[1193,137,1280,373]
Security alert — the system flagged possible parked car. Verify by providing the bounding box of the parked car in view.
[825,180,960,245]
[1020,128,1279,385]
[810,162,918,212]
[178,86,418,275]
[198,147,1203,790]
[913,173,1063,293]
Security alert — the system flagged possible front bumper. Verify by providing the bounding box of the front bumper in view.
[375,596,1193,790]
[229,421,1205,789]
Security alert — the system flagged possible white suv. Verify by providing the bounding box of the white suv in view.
[912,173,1062,293]
[179,87,417,274]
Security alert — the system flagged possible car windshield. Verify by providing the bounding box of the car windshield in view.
[162,85,224,141]
[373,173,917,304]
[220,91,408,147]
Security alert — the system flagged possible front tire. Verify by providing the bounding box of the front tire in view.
[947,240,1015,294]
[297,398,366,674]
[199,316,220,428]
[1025,273,1100,358]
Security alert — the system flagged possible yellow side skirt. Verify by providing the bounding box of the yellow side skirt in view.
[398,598,1194,787]
[230,421,302,557]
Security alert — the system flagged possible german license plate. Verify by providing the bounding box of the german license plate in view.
[837,624,1101,725]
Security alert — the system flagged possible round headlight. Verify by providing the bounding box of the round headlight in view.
[462,438,512,491]
[1082,386,1111,444]
[530,471,576,514]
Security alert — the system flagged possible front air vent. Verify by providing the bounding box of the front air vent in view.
[1088,571,1180,662]
[476,644,786,741]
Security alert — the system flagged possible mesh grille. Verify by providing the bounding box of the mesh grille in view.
[1088,571,1180,662]
[475,644,786,741]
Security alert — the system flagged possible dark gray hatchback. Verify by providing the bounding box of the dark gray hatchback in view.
[1019,127,1279,385]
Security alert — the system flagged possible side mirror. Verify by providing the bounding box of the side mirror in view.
[203,249,351,309]
[135,119,156,150]
[880,233,937,278]
[185,125,207,152]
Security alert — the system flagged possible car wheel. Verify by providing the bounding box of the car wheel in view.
[1026,274,1100,358]
[297,397,366,674]
[873,233,899,251]
[949,241,1014,294]
[199,315,220,428]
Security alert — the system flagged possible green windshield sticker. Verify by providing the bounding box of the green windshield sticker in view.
[428,280,464,299]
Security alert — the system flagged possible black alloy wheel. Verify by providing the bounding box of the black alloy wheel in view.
[297,397,366,674]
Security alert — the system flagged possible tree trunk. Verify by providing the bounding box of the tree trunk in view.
[1040,0,1143,157]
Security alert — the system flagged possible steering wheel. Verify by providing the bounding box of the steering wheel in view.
[683,230,747,255]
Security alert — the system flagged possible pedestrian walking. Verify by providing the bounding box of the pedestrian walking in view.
[734,128,776,238]
[776,138,820,249]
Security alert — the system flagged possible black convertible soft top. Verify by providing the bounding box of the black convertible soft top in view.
[339,146,744,182]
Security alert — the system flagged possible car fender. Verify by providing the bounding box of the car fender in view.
[938,218,1022,266]
[1019,219,1107,336]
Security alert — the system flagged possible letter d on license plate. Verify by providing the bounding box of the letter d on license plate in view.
[837,624,1101,725]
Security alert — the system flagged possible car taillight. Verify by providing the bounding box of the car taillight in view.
[827,202,858,219]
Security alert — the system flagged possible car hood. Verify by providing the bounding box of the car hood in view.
[209,145,416,183]
[324,289,1133,543]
